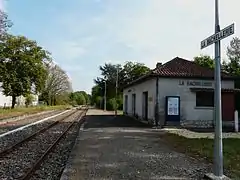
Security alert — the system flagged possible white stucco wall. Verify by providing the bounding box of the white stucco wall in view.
[123,78,156,121]
[123,77,235,124]
[0,91,12,107]
[158,78,234,122]
[16,94,39,107]
[0,83,39,107]
[0,90,39,108]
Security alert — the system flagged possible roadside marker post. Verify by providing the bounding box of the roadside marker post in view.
[201,0,234,179]
[234,110,238,133]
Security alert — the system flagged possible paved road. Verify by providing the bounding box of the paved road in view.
[61,109,210,180]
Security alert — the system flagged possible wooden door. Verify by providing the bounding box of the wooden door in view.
[222,93,234,121]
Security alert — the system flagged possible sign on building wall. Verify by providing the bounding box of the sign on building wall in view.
[179,80,212,87]
[167,97,179,115]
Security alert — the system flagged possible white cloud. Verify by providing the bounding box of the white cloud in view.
[52,0,240,71]
[92,0,240,64]
[0,0,5,11]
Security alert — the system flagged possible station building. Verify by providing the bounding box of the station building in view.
[123,57,239,128]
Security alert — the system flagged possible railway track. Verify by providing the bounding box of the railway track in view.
[0,108,88,180]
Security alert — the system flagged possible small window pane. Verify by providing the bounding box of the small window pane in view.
[196,92,214,107]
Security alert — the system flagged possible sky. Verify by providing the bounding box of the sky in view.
[2,0,240,93]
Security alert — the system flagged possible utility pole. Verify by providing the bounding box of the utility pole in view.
[200,1,234,178]
[115,67,118,116]
[104,78,107,111]
[213,0,223,176]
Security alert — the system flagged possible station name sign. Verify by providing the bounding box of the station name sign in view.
[201,23,234,49]
[179,80,212,87]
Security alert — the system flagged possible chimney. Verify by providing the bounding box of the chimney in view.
[156,62,162,68]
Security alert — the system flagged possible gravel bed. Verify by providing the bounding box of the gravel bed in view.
[0,110,64,133]
[0,110,81,180]
[31,116,85,180]
[0,110,75,152]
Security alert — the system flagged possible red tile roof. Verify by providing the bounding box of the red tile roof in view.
[152,57,232,78]
[124,57,235,89]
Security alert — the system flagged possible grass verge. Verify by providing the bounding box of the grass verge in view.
[117,110,123,115]
[0,105,72,120]
[161,133,240,179]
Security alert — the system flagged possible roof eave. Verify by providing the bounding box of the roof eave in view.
[123,74,237,90]
[123,73,155,89]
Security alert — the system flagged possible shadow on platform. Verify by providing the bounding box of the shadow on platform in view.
[84,115,151,129]
[186,127,237,133]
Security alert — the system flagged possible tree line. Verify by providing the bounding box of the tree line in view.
[0,10,88,108]
[91,61,150,110]
[92,37,240,111]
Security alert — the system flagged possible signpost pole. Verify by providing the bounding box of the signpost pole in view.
[213,0,223,176]
[115,67,118,116]
[201,1,234,178]
[104,79,107,111]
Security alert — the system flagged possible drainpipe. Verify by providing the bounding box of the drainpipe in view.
[155,76,160,127]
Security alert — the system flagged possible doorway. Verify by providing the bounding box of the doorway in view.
[124,95,128,114]
[142,91,148,120]
[132,94,136,116]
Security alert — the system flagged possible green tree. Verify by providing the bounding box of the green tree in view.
[193,55,214,69]
[0,34,48,108]
[0,10,12,35]
[25,94,35,107]
[91,85,102,106]
[78,91,90,104]
[69,91,88,105]
[107,98,117,110]
[225,37,240,75]
[87,94,92,105]
[226,37,240,111]
[96,96,103,108]
[54,92,71,105]
[77,93,86,105]
[92,61,150,110]
[39,62,72,105]
[122,61,150,83]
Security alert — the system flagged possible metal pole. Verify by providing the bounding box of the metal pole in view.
[115,67,118,116]
[104,79,107,111]
[213,0,223,176]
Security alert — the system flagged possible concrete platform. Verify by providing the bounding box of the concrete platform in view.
[60,109,212,180]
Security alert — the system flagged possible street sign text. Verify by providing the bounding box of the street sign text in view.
[201,23,234,49]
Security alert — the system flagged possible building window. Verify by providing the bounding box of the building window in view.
[196,92,214,107]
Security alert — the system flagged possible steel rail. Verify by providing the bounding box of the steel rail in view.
[0,109,78,157]
[20,108,88,180]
